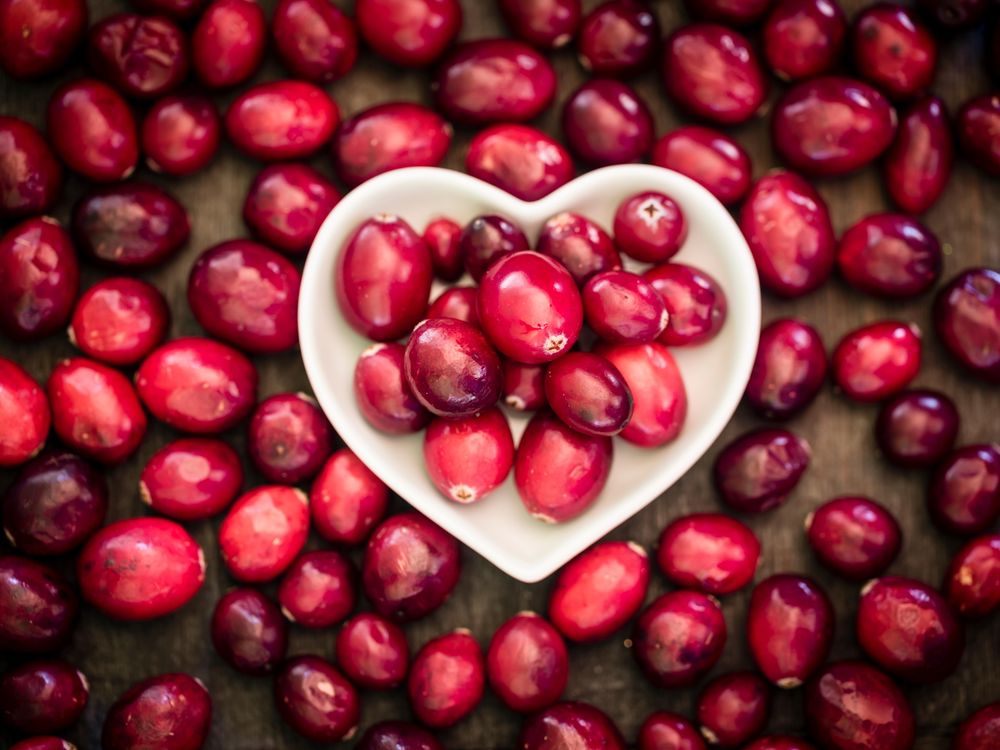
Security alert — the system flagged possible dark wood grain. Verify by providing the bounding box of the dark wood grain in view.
[2,0,998,748]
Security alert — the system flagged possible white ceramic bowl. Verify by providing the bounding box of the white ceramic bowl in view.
[299,166,760,583]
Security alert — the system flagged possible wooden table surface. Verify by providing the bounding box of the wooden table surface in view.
[2,0,998,748]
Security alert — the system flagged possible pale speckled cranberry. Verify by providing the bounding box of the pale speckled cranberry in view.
[697,671,771,748]
[832,321,921,402]
[0,117,62,219]
[460,214,529,282]
[278,550,355,628]
[875,389,959,468]
[583,270,668,345]
[243,163,340,255]
[538,212,621,285]
[520,702,625,750]
[219,486,309,583]
[714,428,811,513]
[0,556,77,653]
[102,674,211,750]
[86,13,189,100]
[272,0,356,82]
[934,268,1000,382]
[763,0,847,81]
[633,591,726,688]
[502,360,546,411]
[354,342,431,434]
[652,126,751,206]
[140,438,242,521]
[545,352,632,437]
[424,408,514,503]
[645,263,726,346]
[562,78,653,165]
[927,444,1000,535]
[615,192,686,264]
[210,587,287,675]
[142,95,219,176]
[274,656,359,742]
[0,359,50,467]
[805,496,901,580]
[884,95,953,214]
[356,0,461,66]
[0,659,88,735]
[191,0,266,87]
[745,319,827,419]
[945,534,1000,619]
[953,703,1000,750]
[638,712,706,750]
[69,277,169,365]
[335,612,409,690]
[423,217,463,281]
[427,286,480,327]
[487,612,568,713]
[656,513,759,595]
[499,0,581,49]
[836,213,941,299]
[851,4,936,100]
[0,0,87,79]
[248,393,333,484]
[577,0,659,77]
[466,124,574,201]
[957,95,1000,177]
[311,448,389,545]
[408,630,484,728]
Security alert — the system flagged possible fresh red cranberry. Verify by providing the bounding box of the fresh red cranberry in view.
[739,170,836,297]
[945,534,1000,618]
[102,674,211,750]
[934,268,1000,381]
[743,739,818,750]
[953,703,1000,750]
[69,277,169,365]
[424,408,514,503]
[697,671,771,748]
[763,0,847,81]
[638,711,706,750]
[583,270,669,344]
[272,0,356,82]
[0,117,62,219]
[548,541,649,642]
[927,444,1000,535]
[805,496,901,580]
[10,738,76,750]
[577,0,659,77]
[311,448,389,545]
[354,342,431,433]
[243,163,340,255]
[745,319,827,419]
[219,486,309,583]
[633,591,726,688]
[356,722,442,750]
[87,14,188,100]
[499,0,581,49]
[538,212,621,285]
[466,124,574,201]
[335,612,409,690]
[851,4,936,100]
[336,214,433,341]
[191,0,265,87]
[136,337,258,433]
[645,263,726,346]
[0,556,77,653]
[661,24,767,124]
[140,438,242,521]
[423,218,463,281]
[957,94,1000,176]
[0,359,50,467]
[715,428,811,513]
[248,393,333,484]
[278,550,355,628]
[275,656,358,742]
[875,389,959,467]
[210,588,287,675]
[561,78,653,165]
[356,0,461,66]
[857,576,964,683]
[142,95,220,176]
[651,126,751,206]
[432,39,555,124]
[832,321,921,402]
[362,512,460,621]
[614,192,685,263]
[0,0,87,79]
[408,630,484,728]
[503,360,547,411]
[427,286,480,326]
[884,95,953,214]
[837,213,941,298]
[520,702,625,749]
[460,214,530,282]
[657,513,760,595]
[545,352,632,436]
[487,612,568,713]
[3,452,107,556]
[0,659,88,735]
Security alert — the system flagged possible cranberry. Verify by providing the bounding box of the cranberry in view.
[362,512,460,621]
[466,124,574,201]
[739,170,836,297]
[851,4,936,100]
[10,740,76,750]
[503,360,546,411]
[277,550,355,628]
[884,96,953,214]
[953,703,1000,750]
[743,739,818,750]
[191,0,265,87]
[545,352,632,436]
[72,182,190,269]
[561,78,653,165]
[356,721,442,750]
[248,393,333,483]
[577,0,659,77]
[354,342,431,433]
[460,214,529,282]
[311,448,388,545]
[210,588,287,675]
[538,212,621,285]
[831,321,922,402]
[499,0,581,49]
[957,94,1000,176]
[487,612,568,713]
[0,659,88,735]
[274,656,358,742]
[715,428,811,513]
[424,408,514,503]
[87,14,188,100]
[102,674,211,750]
[519,702,626,750]
[0,556,77,653]
[633,590,726,688]
[408,629,484,728]
[806,665,915,749]
[336,214,433,341]
[927,444,1000,535]
[917,0,990,28]
[614,192,686,263]
[423,218,463,281]
[432,39,555,124]
[219,486,309,583]
[945,534,1000,618]
[638,712,707,750]
[356,0,461,66]
[427,286,480,326]
[3,452,107,556]
[763,0,847,81]
[0,359,50,466]
[335,612,409,690]
[548,541,649,642]
[697,671,771,748]
[141,438,242,521]
[69,277,169,365]
[875,389,959,468]
[243,163,340,255]
[651,126,751,206]
[837,213,942,298]
[645,263,726,346]
[805,496,901,580]
[661,24,767,124]
[142,95,220,176]
[583,270,669,344]
[272,0,356,82]
[0,117,62,219]
[656,513,760,595]
[745,319,827,419]
[934,268,1000,381]
[0,0,86,79]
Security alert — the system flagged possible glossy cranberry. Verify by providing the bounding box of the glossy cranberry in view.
[743,739,818,750]
[424,408,514,503]
[645,263,726,346]
[614,192,686,263]
[423,218,463,281]
[248,393,332,483]
[142,95,220,176]
[851,4,936,100]
[219,486,309,583]
[857,576,964,683]
[927,444,1000,535]
[272,0,356,82]
[140,438,242,521]
[520,702,625,749]
[657,513,760,595]
[226,80,339,161]
[638,712,706,750]
[714,428,811,513]
[875,389,959,467]
[583,270,669,345]
[460,214,529,282]
[243,163,340,255]
[0,0,86,79]
[832,321,922,402]
[884,96,953,214]
[210,587,287,675]
[335,612,409,689]
[102,674,211,750]
[69,278,169,365]
[362,512,460,621]
[917,0,989,28]
[837,213,941,298]
[805,496,901,580]
[957,94,1000,176]
[354,342,432,433]
[336,214,433,341]
[538,212,620,285]
[466,124,573,202]
[745,319,827,419]
[545,352,632,436]
[191,0,266,87]
[275,656,359,742]
[0,359,49,467]
[547,541,648,643]
[136,338,258,433]
[503,360,546,411]
[0,659,88,735]
[633,591,726,688]
[499,0,581,49]
[0,117,62,219]
[487,612,568,713]
[3,452,107,556]
[87,14,188,100]
[651,126,751,206]
[408,630,484,728]
[696,671,770,748]
[356,721,442,750]
[10,740,76,750]
[577,0,659,77]
[763,0,847,81]
[945,534,1000,618]
[278,550,355,628]
[356,0,461,66]
[427,286,480,326]
[562,78,653,165]
[934,268,1000,381]
[0,557,77,653]
[311,448,388,545]
[432,39,555,124]
[953,703,1000,750]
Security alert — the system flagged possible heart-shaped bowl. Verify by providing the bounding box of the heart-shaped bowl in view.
[299,165,760,582]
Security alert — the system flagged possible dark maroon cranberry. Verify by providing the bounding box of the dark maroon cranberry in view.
[763,0,847,81]
[335,612,409,690]
[311,448,389,546]
[272,0,356,82]
[0,556,77,653]
[697,671,771,748]
[210,588,287,675]
[851,4,936,100]
[656,513,760,595]
[0,117,62,219]
[354,342,432,434]
[69,278,169,367]
[615,191,686,264]
[645,263,726,346]
[87,13,189,100]
[460,214,530,282]
[562,78,653,165]
[577,0,659,77]
[917,0,989,29]
[831,321,922,402]
[519,702,625,750]
[0,359,49,467]
[684,0,771,25]
[944,534,1000,619]
[545,352,632,436]
[964,99,1000,169]
[142,95,220,176]
[466,124,574,201]
[141,438,242,521]
[0,659,88,734]
[638,712,706,750]
[927,444,1000,535]
[356,0,461,66]
[499,0,582,49]
[278,550,355,628]
[633,591,727,688]
[582,270,669,345]
[423,217,463,281]
[355,721,443,750]
[651,126,751,206]
[537,212,621,285]
[836,213,941,298]
[714,428,811,513]
[248,393,333,484]
[745,318,827,419]
[102,673,211,750]
[191,0,266,87]
[427,287,480,326]
[487,612,568,713]
[805,496,902,581]
[953,703,1000,750]
[275,657,358,742]
[934,268,1000,382]
[502,360,546,411]
[407,629,484,728]
[875,389,959,468]
[884,95,953,214]
[243,163,340,255]
[0,0,86,78]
